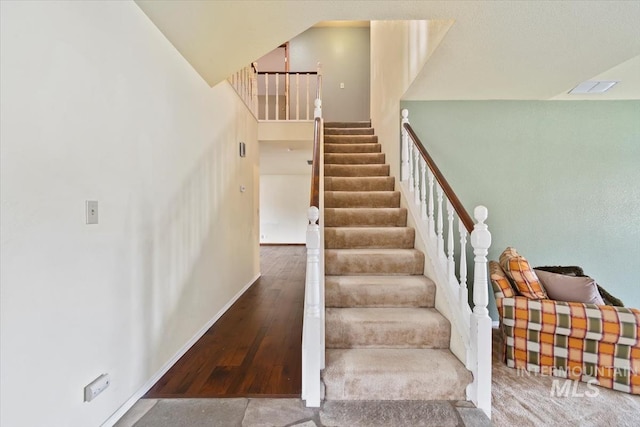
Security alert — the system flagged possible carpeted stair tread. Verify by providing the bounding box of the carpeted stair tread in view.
[324,208,407,227]
[325,249,424,276]
[325,127,375,135]
[325,275,435,308]
[325,135,379,144]
[324,143,381,153]
[325,191,400,208]
[326,307,450,349]
[322,349,472,400]
[324,153,385,165]
[324,177,394,192]
[325,227,414,249]
[325,164,390,177]
[325,121,371,128]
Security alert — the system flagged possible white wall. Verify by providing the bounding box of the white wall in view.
[290,26,371,122]
[260,175,310,244]
[0,2,259,427]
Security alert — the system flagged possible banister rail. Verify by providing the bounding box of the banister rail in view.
[310,117,322,207]
[403,123,473,233]
[302,86,323,408]
[400,108,492,418]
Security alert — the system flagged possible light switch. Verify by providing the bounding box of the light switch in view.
[340,82,345,89]
[86,200,98,224]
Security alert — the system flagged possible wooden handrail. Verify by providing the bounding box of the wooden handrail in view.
[310,117,322,207]
[403,123,474,233]
[258,71,319,75]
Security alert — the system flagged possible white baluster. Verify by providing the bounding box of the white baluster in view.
[420,158,427,220]
[306,73,310,120]
[265,73,269,120]
[401,109,409,181]
[285,73,290,120]
[275,73,280,120]
[408,141,414,192]
[459,217,468,310]
[470,205,492,418]
[446,200,456,282]
[414,148,421,205]
[436,184,445,261]
[296,73,300,120]
[427,169,435,240]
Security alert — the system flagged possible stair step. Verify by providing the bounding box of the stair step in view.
[324,208,407,227]
[324,153,385,165]
[325,191,400,208]
[325,121,371,128]
[325,135,378,144]
[325,227,414,249]
[324,127,375,135]
[324,177,394,192]
[325,275,435,308]
[323,349,472,400]
[326,307,450,349]
[325,164,389,177]
[325,249,424,276]
[324,143,381,153]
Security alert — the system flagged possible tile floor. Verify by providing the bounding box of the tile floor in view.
[114,398,491,427]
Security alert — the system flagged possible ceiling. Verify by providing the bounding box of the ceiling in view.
[135,1,640,100]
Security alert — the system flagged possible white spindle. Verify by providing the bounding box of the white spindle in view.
[446,199,456,282]
[470,205,492,418]
[428,169,435,239]
[252,63,258,116]
[285,73,290,120]
[414,148,421,205]
[401,109,409,181]
[306,73,310,120]
[296,73,300,120]
[420,159,427,220]
[436,185,445,260]
[408,141,414,192]
[459,218,468,310]
[265,73,269,120]
[275,73,280,120]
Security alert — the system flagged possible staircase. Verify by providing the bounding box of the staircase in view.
[321,121,472,401]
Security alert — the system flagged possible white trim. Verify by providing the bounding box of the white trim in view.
[492,320,500,329]
[101,273,261,427]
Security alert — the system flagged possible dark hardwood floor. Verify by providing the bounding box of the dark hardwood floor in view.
[145,245,306,398]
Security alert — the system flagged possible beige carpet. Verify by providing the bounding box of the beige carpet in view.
[492,329,640,426]
[322,121,471,401]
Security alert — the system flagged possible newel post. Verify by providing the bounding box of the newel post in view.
[470,205,492,418]
[302,206,321,407]
[401,109,409,182]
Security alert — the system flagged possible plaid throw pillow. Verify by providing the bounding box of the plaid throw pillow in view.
[499,247,548,300]
[490,261,516,298]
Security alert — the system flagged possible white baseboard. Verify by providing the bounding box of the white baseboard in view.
[101,272,261,427]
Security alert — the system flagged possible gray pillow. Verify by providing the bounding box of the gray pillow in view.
[533,269,604,305]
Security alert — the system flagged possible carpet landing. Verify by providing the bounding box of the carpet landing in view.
[321,121,471,401]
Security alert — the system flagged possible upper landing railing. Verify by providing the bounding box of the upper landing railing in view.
[228,62,322,121]
[400,109,492,418]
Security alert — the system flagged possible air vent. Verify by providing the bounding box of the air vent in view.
[569,81,618,94]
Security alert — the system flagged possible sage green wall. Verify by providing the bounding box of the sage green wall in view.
[401,101,640,317]
[290,27,370,122]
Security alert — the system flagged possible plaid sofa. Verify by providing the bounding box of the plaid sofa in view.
[491,261,640,394]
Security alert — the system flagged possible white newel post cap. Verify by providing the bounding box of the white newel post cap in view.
[314,99,322,109]
[471,206,491,249]
[401,109,409,120]
[308,206,319,224]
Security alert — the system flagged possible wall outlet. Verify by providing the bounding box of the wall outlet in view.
[84,373,110,402]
